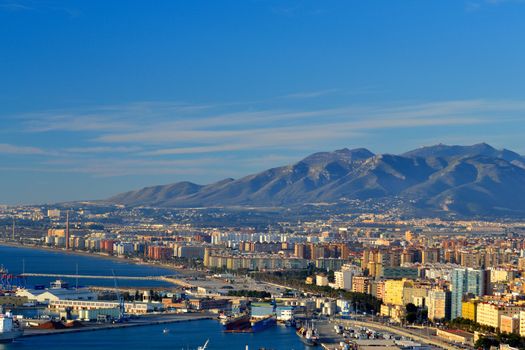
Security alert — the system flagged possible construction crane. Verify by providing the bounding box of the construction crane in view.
[112,269,126,323]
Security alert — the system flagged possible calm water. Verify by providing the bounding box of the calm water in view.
[0,245,176,288]
[2,319,307,350]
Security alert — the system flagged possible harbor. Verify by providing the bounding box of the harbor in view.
[0,245,307,349]
[3,319,306,350]
[0,243,448,350]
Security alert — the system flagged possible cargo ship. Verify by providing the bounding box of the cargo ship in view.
[0,311,23,343]
[296,321,319,346]
[223,314,276,333]
[250,316,276,332]
[222,314,251,332]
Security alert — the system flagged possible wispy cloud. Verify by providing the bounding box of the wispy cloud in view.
[270,2,329,17]
[485,0,525,4]
[0,143,45,155]
[142,144,247,156]
[0,0,80,17]
[91,99,511,150]
[0,1,33,11]
[64,146,142,154]
[39,157,233,178]
[282,89,340,99]
[20,101,216,133]
[23,113,136,133]
[6,97,525,179]
[466,0,525,11]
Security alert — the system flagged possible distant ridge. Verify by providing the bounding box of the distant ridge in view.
[108,143,525,217]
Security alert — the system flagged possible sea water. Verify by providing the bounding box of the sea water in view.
[2,319,307,350]
[0,245,176,288]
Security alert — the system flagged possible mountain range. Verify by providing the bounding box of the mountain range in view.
[107,143,525,217]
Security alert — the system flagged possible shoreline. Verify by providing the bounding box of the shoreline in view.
[0,241,194,276]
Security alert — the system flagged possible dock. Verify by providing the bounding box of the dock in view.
[22,314,213,338]
[316,318,460,350]
[20,273,167,281]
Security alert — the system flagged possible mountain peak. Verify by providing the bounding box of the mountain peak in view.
[301,147,374,166]
[471,142,496,151]
[402,142,505,160]
[107,144,525,217]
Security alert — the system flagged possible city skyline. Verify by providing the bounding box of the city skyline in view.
[1,0,525,204]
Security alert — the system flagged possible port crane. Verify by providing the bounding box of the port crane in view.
[111,269,126,322]
[0,265,26,291]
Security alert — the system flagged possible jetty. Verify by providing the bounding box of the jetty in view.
[20,273,166,281]
[22,314,213,338]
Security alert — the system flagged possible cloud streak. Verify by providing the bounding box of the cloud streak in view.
[0,0,80,17]
[33,157,236,178]
[0,1,33,11]
[6,98,525,179]
[466,0,525,11]
[0,143,46,155]
[91,99,511,151]
[282,89,340,99]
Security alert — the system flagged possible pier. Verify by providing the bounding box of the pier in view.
[22,314,214,338]
[20,273,167,281]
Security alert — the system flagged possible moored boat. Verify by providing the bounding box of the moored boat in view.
[296,320,319,346]
[249,316,276,332]
[285,318,296,328]
[223,314,251,332]
[0,311,23,343]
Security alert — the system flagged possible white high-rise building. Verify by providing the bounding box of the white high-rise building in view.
[47,209,61,219]
[334,270,354,290]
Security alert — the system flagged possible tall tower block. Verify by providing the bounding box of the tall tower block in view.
[65,211,70,250]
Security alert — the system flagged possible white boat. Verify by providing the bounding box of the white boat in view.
[0,311,23,343]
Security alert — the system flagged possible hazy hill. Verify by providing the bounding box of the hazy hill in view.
[108,143,525,217]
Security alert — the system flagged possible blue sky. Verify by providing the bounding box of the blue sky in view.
[1,0,525,204]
